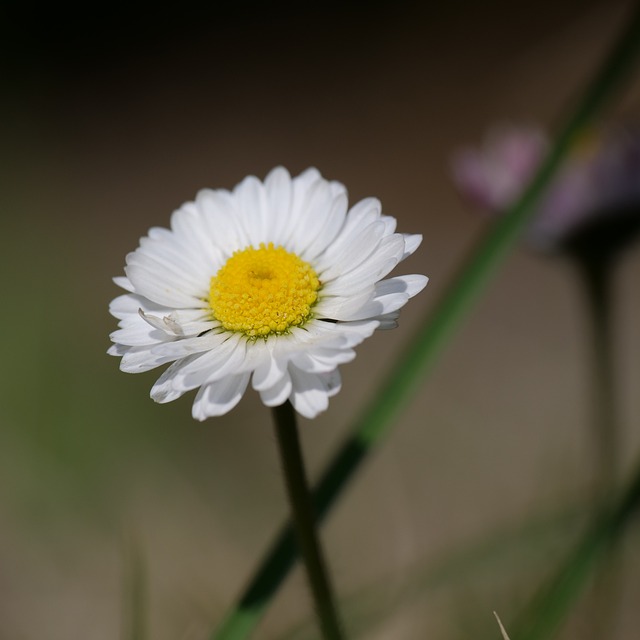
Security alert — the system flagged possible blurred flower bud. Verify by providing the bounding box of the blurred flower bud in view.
[452,123,640,262]
[451,124,549,212]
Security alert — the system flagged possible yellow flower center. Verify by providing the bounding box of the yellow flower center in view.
[209,243,320,338]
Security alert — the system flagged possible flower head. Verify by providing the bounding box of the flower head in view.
[451,123,640,255]
[109,167,427,420]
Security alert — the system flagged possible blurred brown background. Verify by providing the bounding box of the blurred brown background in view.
[2,1,640,638]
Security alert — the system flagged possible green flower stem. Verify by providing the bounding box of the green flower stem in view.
[211,6,640,638]
[271,402,346,640]
[122,538,147,640]
[578,255,618,501]
[509,452,640,640]
[575,253,623,640]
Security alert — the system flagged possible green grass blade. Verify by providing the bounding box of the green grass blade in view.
[510,456,640,640]
[122,537,147,640]
[276,507,583,640]
[212,6,640,638]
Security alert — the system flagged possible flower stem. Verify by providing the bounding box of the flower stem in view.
[577,255,618,502]
[271,402,346,640]
[574,253,622,640]
[507,451,640,640]
[122,536,147,640]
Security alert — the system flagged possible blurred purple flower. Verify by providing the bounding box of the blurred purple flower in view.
[451,123,640,255]
[451,124,548,212]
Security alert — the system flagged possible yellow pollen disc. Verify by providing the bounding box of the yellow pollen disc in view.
[209,242,320,338]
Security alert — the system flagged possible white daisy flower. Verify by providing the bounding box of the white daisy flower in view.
[108,167,428,420]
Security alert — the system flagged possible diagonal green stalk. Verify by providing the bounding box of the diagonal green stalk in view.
[271,402,346,640]
[508,452,640,640]
[212,6,640,639]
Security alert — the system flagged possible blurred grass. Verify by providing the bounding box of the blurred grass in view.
[274,468,640,640]
[509,452,640,640]
[276,506,585,640]
[0,211,259,537]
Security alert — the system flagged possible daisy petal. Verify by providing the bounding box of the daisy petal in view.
[374,274,429,298]
[289,366,340,418]
[116,345,177,373]
[233,174,270,247]
[338,274,429,321]
[264,166,294,245]
[252,355,288,392]
[109,293,168,320]
[192,373,251,420]
[402,234,423,260]
[113,276,135,292]
[258,370,293,407]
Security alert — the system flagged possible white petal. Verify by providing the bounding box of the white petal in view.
[113,276,135,292]
[109,293,168,320]
[195,188,250,254]
[252,354,288,392]
[114,345,177,373]
[153,335,247,393]
[148,357,199,403]
[289,367,342,418]
[290,352,341,374]
[338,293,409,321]
[131,238,208,289]
[343,197,382,229]
[110,319,174,347]
[324,235,405,295]
[192,373,251,420]
[125,258,205,308]
[139,309,184,336]
[380,215,397,234]
[304,319,380,349]
[374,274,429,298]
[281,167,325,253]
[287,174,333,251]
[233,174,270,246]
[277,168,323,248]
[107,343,126,357]
[150,330,228,358]
[264,166,294,246]
[376,311,400,329]
[314,286,376,320]
[300,194,347,262]
[336,275,429,321]
[304,346,356,366]
[324,257,397,297]
[402,234,423,260]
[316,220,387,279]
[140,217,218,287]
[258,370,293,407]
[298,191,348,261]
